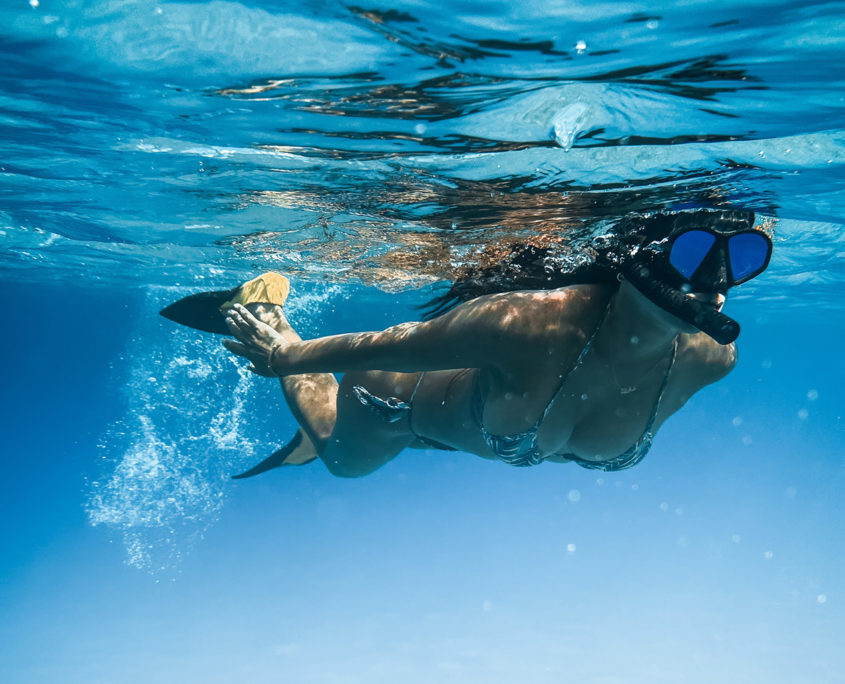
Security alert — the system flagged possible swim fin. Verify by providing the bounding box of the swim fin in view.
[232,430,318,479]
[160,272,290,334]
[160,286,240,334]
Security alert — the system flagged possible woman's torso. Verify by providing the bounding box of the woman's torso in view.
[409,285,732,467]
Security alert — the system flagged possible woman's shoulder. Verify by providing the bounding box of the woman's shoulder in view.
[475,284,614,361]
[676,332,737,385]
[484,283,613,317]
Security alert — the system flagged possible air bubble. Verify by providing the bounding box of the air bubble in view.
[807,389,818,401]
[87,285,344,573]
[568,489,581,503]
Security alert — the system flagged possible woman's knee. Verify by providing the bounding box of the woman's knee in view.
[320,443,389,478]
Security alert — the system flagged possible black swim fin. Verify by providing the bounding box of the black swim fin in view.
[161,273,291,335]
[159,287,240,335]
[232,431,317,479]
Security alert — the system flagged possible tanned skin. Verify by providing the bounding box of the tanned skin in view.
[223,279,735,477]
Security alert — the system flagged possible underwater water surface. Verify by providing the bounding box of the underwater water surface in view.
[1,0,844,682]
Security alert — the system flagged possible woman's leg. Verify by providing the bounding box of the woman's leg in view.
[246,304,415,476]
[246,303,337,456]
[320,372,418,477]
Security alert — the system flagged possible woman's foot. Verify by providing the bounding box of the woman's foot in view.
[228,280,339,457]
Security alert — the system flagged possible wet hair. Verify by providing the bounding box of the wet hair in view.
[420,208,757,320]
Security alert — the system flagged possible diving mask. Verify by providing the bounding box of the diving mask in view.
[619,212,772,344]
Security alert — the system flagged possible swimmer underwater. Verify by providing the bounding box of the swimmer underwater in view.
[161,209,773,478]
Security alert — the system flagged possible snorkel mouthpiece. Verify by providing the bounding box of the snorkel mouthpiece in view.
[623,261,741,345]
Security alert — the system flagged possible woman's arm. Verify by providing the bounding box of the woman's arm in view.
[224,288,593,377]
[272,287,597,375]
[271,295,514,375]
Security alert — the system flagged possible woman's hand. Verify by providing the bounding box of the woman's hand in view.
[222,303,287,377]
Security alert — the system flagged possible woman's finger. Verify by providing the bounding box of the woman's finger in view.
[235,304,276,339]
[222,338,250,357]
[227,307,264,339]
[232,303,262,328]
[225,311,255,342]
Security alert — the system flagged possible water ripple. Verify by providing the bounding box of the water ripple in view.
[0,0,843,304]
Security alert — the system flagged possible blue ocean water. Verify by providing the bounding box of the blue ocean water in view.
[1,1,844,682]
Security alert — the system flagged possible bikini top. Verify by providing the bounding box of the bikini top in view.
[475,308,679,471]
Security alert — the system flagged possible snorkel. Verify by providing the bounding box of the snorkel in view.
[613,210,767,345]
[621,257,741,344]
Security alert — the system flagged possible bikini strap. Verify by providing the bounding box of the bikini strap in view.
[352,371,426,425]
[642,335,679,432]
[538,296,614,424]
[409,371,425,403]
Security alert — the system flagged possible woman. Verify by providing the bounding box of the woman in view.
[219,209,773,478]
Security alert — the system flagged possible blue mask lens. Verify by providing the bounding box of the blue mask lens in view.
[669,230,716,278]
[728,232,770,281]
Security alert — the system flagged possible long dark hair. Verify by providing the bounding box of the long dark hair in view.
[420,208,757,320]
